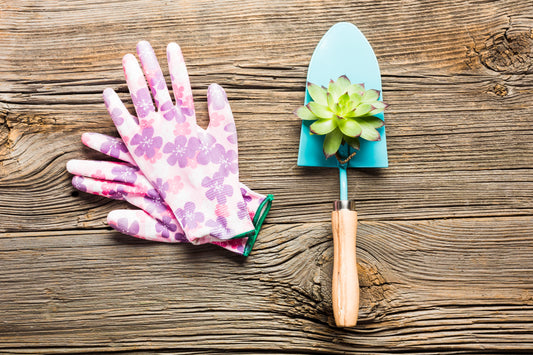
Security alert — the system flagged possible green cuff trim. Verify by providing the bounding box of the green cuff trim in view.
[243,194,274,257]
[232,228,256,241]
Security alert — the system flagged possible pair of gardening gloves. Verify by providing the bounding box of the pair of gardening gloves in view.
[67,41,273,256]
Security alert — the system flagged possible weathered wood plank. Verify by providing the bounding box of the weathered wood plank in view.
[1,218,532,352]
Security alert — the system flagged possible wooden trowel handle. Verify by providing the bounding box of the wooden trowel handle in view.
[331,200,359,327]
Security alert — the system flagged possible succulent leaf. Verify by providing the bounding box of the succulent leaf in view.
[323,128,343,158]
[328,79,344,101]
[353,117,381,141]
[338,117,362,137]
[344,136,360,150]
[307,102,334,119]
[350,92,362,105]
[307,83,328,106]
[362,89,380,103]
[348,83,365,96]
[337,93,350,114]
[336,75,351,93]
[354,103,373,117]
[343,95,359,114]
[369,101,388,115]
[360,116,384,129]
[295,106,318,120]
[326,92,337,112]
[310,118,337,135]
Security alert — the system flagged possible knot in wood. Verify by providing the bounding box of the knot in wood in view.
[478,27,533,74]
[492,83,508,97]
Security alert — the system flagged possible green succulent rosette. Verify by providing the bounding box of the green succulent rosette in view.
[295,75,388,159]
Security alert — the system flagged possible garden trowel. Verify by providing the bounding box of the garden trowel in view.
[297,22,388,327]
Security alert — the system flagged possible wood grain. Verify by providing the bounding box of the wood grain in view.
[1,218,532,352]
[0,0,532,352]
[331,209,359,327]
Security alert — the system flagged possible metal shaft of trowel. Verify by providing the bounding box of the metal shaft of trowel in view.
[337,144,351,201]
[339,165,348,201]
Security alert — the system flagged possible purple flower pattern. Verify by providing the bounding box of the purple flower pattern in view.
[217,149,238,177]
[131,87,154,119]
[173,231,188,243]
[241,187,252,203]
[111,165,138,184]
[155,215,178,239]
[100,136,129,159]
[151,177,169,199]
[206,216,231,239]
[237,201,248,220]
[143,190,168,214]
[72,176,87,192]
[130,127,162,159]
[150,73,166,91]
[202,172,233,205]
[190,133,222,165]
[160,103,184,123]
[163,135,197,168]
[225,123,238,144]
[109,107,125,126]
[113,218,140,236]
[108,185,127,201]
[148,72,167,108]
[174,202,204,229]
[179,105,194,117]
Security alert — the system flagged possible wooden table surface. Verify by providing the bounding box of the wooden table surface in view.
[1,0,532,353]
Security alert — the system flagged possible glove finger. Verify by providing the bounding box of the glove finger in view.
[81,132,137,165]
[72,175,160,202]
[136,41,174,114]
[67,160,156,193]
[67,160,139,185]
[122,53,156,121]
[72,175,137,200]
[109,192,189,244]
[72,176,188,243]
[103,87,140,139]
[107,209,188,243]
[107,209,249,255]
[207,83,238,145]
[120,192,175,223]
[167,42,196,122]
[104,193,255,255]
[72,174,181,236]
[100,183,250,252]
[170,228,250,255]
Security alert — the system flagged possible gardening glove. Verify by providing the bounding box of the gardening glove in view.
[67,133,272,256]
[68,162,267,256]
[105,40,255,242]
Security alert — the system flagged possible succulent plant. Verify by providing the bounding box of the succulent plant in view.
[295,75,388,160]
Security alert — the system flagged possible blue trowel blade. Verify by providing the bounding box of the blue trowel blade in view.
[297,22,388,168]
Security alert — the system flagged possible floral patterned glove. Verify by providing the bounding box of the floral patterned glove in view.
[67,133,272,256]
[106,41,255,242]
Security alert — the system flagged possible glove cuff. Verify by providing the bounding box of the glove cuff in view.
[242,194,274,257]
